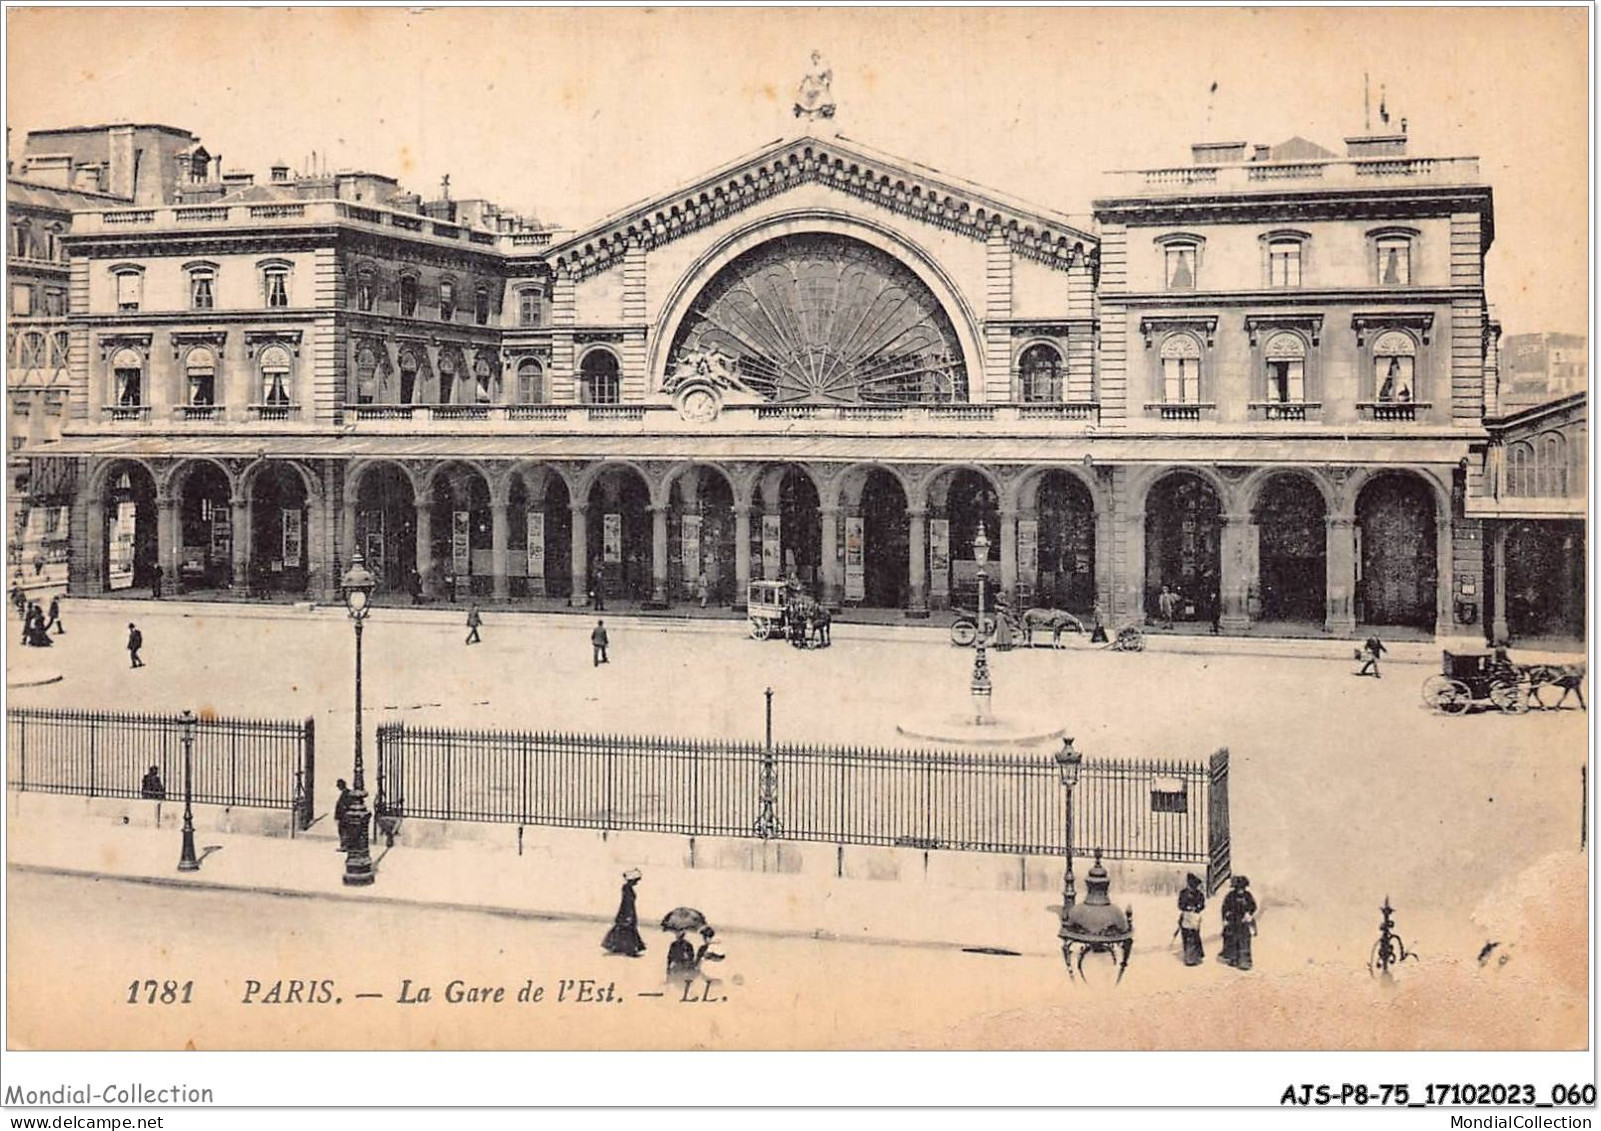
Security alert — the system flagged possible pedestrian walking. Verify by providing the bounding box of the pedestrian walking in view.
[1157,584,1179,629]
[464,602,483,645]
[23,604,52,648]
[1218,876,1257,971]
[151,564,163,599]
[10,583,26,620]
[1356,635,1386,678]
[127,622,144,668]
[591,563,606,611]
[591,619,610,666]
[601,869,646,956]
[698,568,709,609]
[408,568,423,605]
[1177,872,1206,967]
[334,778,356,850]
[140,764,167,800]
[48,594,63,634]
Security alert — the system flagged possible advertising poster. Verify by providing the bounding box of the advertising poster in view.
[281,508,302,568]
[1017,518,1039,584]
[844,515,865,601]
[603,512,622,563]
[526,511,545,578]
[681,514,701,581]
[109,501,136,589]
[929,517,950,598]
[452,510,471,573]
[760,514,782,579]
[210,510,232,562]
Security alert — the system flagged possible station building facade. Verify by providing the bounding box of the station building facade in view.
[33,122,1581,641]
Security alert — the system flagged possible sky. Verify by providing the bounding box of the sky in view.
[6,6,1590,335]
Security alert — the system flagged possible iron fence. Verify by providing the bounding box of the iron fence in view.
[377,722,1227,873]
[7,707,315,827]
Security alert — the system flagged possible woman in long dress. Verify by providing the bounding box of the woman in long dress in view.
[1219,875,1257,970]
[601,870,646,957]
[1177,873,1206,966]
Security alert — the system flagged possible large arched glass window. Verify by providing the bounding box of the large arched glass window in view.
[1372,331,1417,402]
[1539,431,1568,496]
[1506,441,1533,497]
[580,350,621,405]
[355,346,378,405]
[1159,334,1202,404]
[260,346,293,406]
[1017,343,1063,403]
[1263,333,1306,403]
[516,358,545,404]
[112,347,143,406]
[185,347,217,405]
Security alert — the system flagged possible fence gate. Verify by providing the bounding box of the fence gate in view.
[1206,747,1231,894]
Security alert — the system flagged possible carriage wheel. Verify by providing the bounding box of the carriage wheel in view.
[1490,680,1530,715]
[950,622,976,647]
[749,617,771,641]
[1423,677,1472,715]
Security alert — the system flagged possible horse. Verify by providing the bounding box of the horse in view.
[1021,608,1085,648]
[1524,661,1587,710]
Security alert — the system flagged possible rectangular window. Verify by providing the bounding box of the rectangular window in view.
[115,272,142,312]
[189,372,215,406]
[191,274,214,310]
[114,367,142,406]
[43,289,65,316]
[1164,246,1197,289]
[519,289,544,327]
[357,275,375,312]
[263,370,291,406]
[1163,357,1200,403]
[265,270,289,308]
[1268,243,1302,287]
[400,277,418,317]
[1374,356,1415,402]
[1376,239,1411,286]
[11,284,32,316]
[475,288,490,326]
[1267,359,1304,403]
[439,281,455,321]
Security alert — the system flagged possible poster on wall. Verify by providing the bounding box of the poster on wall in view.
[452,510,471,573]
[760,514,781,580]
[281,509,302,568]
[844,515,865,602]
[681,514,702,581]
[210,510,232,562]
[526,511,545,595]
[109,501,136,590]
[603,512,622,564]
[1017,518,1039,586]
[929,518,950,598]
[364,531,385,580]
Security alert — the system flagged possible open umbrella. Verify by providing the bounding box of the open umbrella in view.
[660,907,707,933]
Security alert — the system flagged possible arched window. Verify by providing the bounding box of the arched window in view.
[51,330,68,368]
[516,358,545,404]
[355,346,378,404]
[1017,343,1063,403]
[1263,333,1306,403]
[112,347,143,406]
[185,347,217,405]
[580,350,621,405]
[1506,441,1534,497]
[1372,331,1417,402]
[436,351,460,404]
[1539,431,1568,496]
[1159,334,1202,404]
[472,355,496,403]
[12,220,30,259]
[399,275,418,318]
[398,349,420,403]
[260,345,293,406]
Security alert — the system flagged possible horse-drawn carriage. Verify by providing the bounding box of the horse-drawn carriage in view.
[946,600,1132,649]
[746,580,831,648]
[1422,649,1587,715]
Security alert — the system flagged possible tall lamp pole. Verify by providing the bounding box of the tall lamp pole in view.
[177,708,199,872]
[341,552,376,886]
[970,527,992,724]
[1054,736,1081,911]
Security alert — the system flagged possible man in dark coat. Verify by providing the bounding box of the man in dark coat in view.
[140,765,167,800]
[591,619,609,666]
[591,563,606,611]
[127,622,145,668]
[1219,875,1257,970]
[334,778,356,850]
[48,595,63,634]
[465,602,483,645]
[151,564,163,599]
[1357,636,1387,678]
[1177,873,1206,966]
[601,869,646,956]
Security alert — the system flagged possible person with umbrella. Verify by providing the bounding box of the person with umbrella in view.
[660,906,707,979]
[601,869,646,957]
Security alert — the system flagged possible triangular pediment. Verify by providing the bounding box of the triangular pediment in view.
[544,132,1096,281]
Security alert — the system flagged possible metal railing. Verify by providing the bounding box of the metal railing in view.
[375,722,1224,866]
[7,707,315,828]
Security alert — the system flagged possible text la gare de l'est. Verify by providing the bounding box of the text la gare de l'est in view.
[239,978,723,1005]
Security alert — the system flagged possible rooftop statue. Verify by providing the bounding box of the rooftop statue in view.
[794,51,836,120]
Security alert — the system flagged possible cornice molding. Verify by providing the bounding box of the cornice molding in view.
[1351,311,1434,346]
[1139,314,1218,348]
[1243,313,1324,347]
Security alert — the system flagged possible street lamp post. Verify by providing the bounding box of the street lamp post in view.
[754,686,781,839]
[970,527,993,724]
[177,708,199,872]
[341,552,376,886]
[1053,736,1081,911]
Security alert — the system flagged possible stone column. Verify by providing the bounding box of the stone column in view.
[1093,490,1114,626]
[648,505,669,608]
[1434,512,1455,639]
[1490,523,1509,646]
[733,504,752,609]
[1324,514,1357,636]
[490,499,509,603]
[906,507,928,616]
[1124,511,1148,625]
[341,493,358,571]
[82,496,106,596]
[569,504,589,607]
[230,494,251,595]
[818,505,840,608]
[999,508,1018,599]
[157,495,178,594]
[1219,511,1255,633]
[414,499,434,599]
